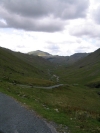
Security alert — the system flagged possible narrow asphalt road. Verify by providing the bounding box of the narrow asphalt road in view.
[0,92,57,133]
[14,84,64,89]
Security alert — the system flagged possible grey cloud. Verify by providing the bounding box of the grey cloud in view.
[2,0,52,18]
[46,43,60,50]
[0,0,89,32]
[5,15,65,32]
[70,23,100,38]
[92,5,100,24]
[2,0,89,19]
[96,42,100,47]
[75,46,90,53]
[0,21,7,27]
[17,45,25,48]
[55,0,89,19]
[45,43,60,54]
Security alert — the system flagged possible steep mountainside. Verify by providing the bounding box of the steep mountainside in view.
[0,47,54,86]
[1,46,99,86]
[56,48,100,86]
[47,53,89,65]
[73,48,100,67]
[28,50,89,65]
[12,51,54,70]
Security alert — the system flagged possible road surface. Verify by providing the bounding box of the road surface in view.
[14,84,64,89]
[0,92,57,133]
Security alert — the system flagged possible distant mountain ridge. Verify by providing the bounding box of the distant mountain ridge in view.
[28,50,52,57]
[1,46,100,87]
[28,50,89,65]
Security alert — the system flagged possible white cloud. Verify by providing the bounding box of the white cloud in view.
[0,0,100,56]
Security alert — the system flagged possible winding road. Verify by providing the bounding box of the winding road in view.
[14,84,64,89]
[0,92,57,133]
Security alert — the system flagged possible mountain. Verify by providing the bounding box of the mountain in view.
[12,51,54,70]
[28,50,89,65]
[69,53,89,62]
[0,47,54,86]
[1,46,100,133]
[56,48,100,87]
[47,53,89,65]
[1,46,100,87]
[73,48,100,67]
[28,50,52,57]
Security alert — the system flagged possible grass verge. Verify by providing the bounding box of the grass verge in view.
[0,81,100,133]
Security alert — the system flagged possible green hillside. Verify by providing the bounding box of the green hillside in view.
[0,47,54,86]
[56,48,100,86]
[0,47,100,133]
[13,51,54,71]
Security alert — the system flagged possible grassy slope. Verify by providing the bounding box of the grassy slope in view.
[12,51,54,71]
[0,82,100,133]
[56,48,100,85]
[0,47,54,86]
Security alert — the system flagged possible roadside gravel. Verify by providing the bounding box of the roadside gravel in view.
[0,92,57,133]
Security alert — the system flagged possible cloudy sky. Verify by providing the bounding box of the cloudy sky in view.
[0,0,100,56]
